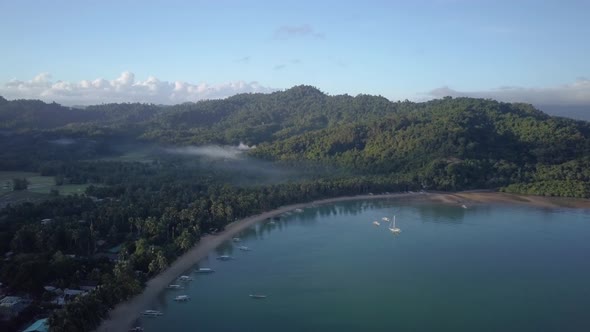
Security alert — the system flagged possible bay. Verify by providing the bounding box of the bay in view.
[139,200,590,332]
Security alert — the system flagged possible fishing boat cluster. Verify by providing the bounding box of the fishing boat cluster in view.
[140,232,267,323]
[372,214,401,233]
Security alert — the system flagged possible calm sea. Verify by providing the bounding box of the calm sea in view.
[138,200,590,332]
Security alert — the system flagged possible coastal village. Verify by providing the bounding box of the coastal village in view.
[0,214,123,332]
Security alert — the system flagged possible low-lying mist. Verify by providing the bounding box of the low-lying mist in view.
[165,143,255,160]
[163,143,295,186]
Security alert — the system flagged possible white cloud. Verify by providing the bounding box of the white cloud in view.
[427,78,590,106]
[1,71,277,105]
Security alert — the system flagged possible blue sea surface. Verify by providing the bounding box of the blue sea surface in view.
[139,200,590,332]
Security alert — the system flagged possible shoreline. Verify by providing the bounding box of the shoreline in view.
[95,191,590,332]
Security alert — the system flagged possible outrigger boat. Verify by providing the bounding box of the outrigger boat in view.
[249,294,267,299]
[142,310,163,317]
[167,284,183,289]
[174,295,191,302]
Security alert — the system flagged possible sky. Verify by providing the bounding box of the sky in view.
[0,0,589,106]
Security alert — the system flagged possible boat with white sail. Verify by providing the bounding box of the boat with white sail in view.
[389,215,401,233]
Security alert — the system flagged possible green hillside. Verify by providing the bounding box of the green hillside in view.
[1,87,589,197]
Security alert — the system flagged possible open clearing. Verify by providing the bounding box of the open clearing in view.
[0,171,91,207]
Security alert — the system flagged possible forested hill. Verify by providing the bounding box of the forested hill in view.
[1,86,590,196]
[251,97,590,195]
[0,86,396,144]
[0,96,163,131]
[2,88,589,331]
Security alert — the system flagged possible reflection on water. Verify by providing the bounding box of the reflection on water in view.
[139,200,590,332]
[415,204,466,224]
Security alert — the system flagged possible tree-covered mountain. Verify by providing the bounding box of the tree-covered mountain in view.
[1,86,589,197]
[1,87,590,331]
[251,97,590,195]
[0,98,163,131]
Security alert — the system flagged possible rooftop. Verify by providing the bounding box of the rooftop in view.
[0,296,23,306]
[23,318,49,332]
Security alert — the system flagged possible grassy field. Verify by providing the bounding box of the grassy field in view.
[0,171,50,193]
[0,171,91,197]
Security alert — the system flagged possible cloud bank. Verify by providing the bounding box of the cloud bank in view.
[428,78,590,106]
[0,72,277,105]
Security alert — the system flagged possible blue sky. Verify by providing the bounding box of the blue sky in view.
[1,0,589,105]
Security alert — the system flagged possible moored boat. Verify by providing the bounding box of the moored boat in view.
[249,294,267,299]
[167,284,183,289]
[142,310,163,317]
[389,215,401,234]
[196,267,215,273]
[174,295,191,302]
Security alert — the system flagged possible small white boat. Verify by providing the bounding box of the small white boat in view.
[238,246,251,251]
[217,255,233,261]
[196,268,215,273]
[178,275,193,281]
[294,208,304,213]
[389,215,401,234]
[382,217,390,222]
[249,294,267,299]
[461,204,468,209]
[232,237,241,242]
[142,310,163,317]
[167,284,183,289]
[174,295,191,302]
[372,221,380,226]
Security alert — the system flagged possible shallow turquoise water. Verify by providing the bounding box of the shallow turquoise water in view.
[138,200,590,332]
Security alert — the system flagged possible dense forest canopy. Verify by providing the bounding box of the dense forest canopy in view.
[1,86,589,196]
[0,86,589,331]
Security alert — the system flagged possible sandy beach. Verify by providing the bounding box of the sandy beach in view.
[95,191,590,332]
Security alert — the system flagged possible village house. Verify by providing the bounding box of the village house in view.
[40,218,54,225]
[0,296,29,320]
[22,318,49,332]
